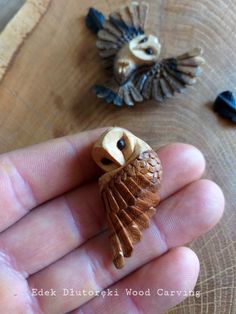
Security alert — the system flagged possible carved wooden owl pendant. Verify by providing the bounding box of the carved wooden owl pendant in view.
[92,128,162,268]
[85,2,205,107]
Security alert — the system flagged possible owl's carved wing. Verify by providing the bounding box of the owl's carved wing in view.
[133,47,205,102]
[86,2,149,70]
[100,150,162,269]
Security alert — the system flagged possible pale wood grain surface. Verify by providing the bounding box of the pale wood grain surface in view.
[0,0,235,313]
[0,0,51,81]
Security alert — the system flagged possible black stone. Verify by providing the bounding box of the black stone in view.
[213,91,236,124]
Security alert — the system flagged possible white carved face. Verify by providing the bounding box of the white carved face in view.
[92,127,137,172]
[129,34,161,62]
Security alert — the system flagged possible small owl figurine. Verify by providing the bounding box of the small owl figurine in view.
[92,127,162,268]
[85,2,205,106]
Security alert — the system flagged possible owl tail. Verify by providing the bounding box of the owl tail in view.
[92,80,143,107]
[85,8,105,34]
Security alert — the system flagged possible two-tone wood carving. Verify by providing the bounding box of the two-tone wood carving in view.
[92,127,162,268]
[85,2,205,106]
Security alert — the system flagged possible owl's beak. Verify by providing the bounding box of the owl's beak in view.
[133,45,142,50]
[101,141,126,167]
[112,153,126,167]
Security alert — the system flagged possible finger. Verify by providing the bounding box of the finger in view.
[28,179,224,314]
[0,253,41,313]
[0,182,104,277]
[156,179,225,247]
[157,143,205,199]
[0,144,205,276]
[72,247,200,314]
[0,128,105,232]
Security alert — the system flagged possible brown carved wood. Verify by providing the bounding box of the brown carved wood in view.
[92,127,162,268]
[0,0,235,312]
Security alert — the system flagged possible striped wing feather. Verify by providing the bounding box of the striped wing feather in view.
[101,150,162,269]
[135,48,205,102]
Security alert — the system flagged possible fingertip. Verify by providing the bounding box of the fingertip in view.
[141,246,200,312]
[191,179,225,232]
[157,178,225,248]
[156,247,200,311]
[169,246,200,285]
[157,143,206,199]
[183,143,206,175]
[160,142,206,174]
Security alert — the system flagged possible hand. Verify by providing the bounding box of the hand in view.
[0,129,224,314]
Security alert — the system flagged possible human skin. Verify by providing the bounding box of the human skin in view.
[0,128,224,314]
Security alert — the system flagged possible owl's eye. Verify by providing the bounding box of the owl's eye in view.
[117,138,126,150]
[145,47,154,55]
[101,158,112,165]
[139,36,148,44]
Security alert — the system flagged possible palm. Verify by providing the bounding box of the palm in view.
[0,129,224,314]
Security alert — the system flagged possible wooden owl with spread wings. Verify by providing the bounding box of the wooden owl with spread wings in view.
[85,1,205,107]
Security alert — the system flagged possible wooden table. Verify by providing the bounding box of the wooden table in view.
[0,0,235,313]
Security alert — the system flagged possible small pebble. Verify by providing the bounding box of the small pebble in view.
[213,91,236,123]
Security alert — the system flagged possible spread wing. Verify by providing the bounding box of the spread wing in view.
[134,48,205,102]
[86,2,149,70]
[100,150,162,269]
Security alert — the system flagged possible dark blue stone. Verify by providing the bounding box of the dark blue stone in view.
[85,8,105,34]
[213,91,236,124]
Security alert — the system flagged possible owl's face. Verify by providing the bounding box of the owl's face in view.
[92,128,137,172]
[129,34,161,63]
